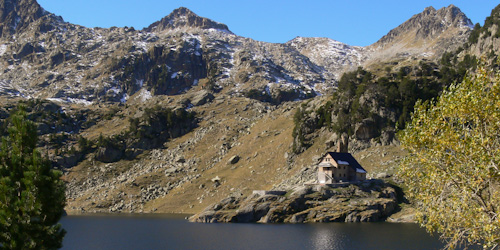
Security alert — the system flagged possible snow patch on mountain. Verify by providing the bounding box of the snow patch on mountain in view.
[287,37,368,80]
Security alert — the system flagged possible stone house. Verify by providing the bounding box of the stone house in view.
[317,152,367,184]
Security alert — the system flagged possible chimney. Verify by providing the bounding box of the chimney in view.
[337,133,348,153]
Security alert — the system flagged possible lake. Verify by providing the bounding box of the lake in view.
[60,214,444,250]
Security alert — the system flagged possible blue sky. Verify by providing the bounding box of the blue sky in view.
[37,1,498,46]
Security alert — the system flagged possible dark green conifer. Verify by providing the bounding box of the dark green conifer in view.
[0,106,66,249]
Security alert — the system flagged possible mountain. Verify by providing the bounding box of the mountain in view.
[0,2,472,105]
[0,0,486,215]
[366,5,472,65]
[280,5,473,76]
[0,2,331,104]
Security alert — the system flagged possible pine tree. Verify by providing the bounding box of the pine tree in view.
[0,106,66,249]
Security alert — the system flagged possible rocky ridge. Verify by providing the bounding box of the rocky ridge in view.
[0,1,473,105]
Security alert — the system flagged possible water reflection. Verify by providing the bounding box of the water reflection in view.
[311,226,346,250]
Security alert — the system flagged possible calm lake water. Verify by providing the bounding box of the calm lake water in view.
[60,214,445,250]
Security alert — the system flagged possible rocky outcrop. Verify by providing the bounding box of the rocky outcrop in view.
[354,118,379,141]
[95,146,124,163]
[189,90,214,106]
[189,180,399,223]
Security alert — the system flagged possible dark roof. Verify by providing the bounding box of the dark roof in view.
[324,152,367,173]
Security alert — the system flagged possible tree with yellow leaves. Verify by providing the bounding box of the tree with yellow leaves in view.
[398,65,500,249]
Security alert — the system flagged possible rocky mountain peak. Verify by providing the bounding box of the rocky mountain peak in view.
[366,4,472,63]
[423,6,436,14]
[144,7,231,33]
[436,4,473,28]
[0,0,50,37]
[375,5,472,46]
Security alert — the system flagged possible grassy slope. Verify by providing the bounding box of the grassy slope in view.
[56,90,406,215]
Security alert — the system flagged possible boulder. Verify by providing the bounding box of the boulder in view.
[211,176,221,187]
[228,155,240,164]
[376,172,392,179]
[175,156,186,163]
[190,90,215,106]
[95,146,123,163]
[378,199,397,217]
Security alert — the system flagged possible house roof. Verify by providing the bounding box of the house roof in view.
[324,152,367,173]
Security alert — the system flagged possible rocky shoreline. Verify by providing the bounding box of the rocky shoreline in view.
[189,179,403,223]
